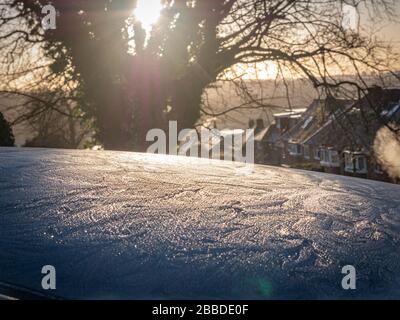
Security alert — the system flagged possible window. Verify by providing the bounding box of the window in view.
[319,148,325,162]
[344,152,354,172]
[325,149,329,162]
[344,152,368,174]
[320,148,340,167]
[314,148,321,160]
[356,156,367,173]
[330,150,340,166]
[288,143,302,156]
[319,148,327,162]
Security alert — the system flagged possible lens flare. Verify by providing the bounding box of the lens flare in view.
[133,0,162,33]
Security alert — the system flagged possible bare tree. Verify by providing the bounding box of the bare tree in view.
[0,0,399,150]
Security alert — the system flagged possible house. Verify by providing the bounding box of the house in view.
[279,97,353,169]
[302,88,400,182]
[253,109,306,164]
[254,124,282,164]
[201,79,317,136]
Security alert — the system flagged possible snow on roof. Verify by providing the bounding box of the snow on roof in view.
[274,108,307,118]
[254,127,270,142]
[301,116,314,129]
[381,103,400,118]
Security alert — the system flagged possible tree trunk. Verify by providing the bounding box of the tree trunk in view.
[169,75,206,132]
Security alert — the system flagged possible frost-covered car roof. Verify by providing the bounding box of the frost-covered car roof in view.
[1,148,400,299]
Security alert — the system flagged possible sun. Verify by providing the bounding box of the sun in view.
[133,0,163,33]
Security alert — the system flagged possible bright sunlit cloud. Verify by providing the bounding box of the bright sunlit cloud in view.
[133,0,162,33]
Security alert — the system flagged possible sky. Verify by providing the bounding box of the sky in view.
[132,0,400,79]
[3,0,400,87]
[361,1,400,43]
